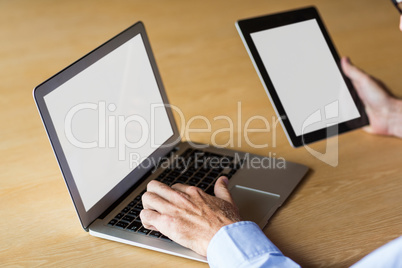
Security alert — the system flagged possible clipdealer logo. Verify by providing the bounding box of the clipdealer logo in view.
[63,100,340,168]
[301,100,339,167]
[63,101,283,162]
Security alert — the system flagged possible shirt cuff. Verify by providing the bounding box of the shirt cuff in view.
[206,221,297,268]
[351,236,402,268]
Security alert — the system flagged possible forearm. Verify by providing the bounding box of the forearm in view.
[388,98,402,138]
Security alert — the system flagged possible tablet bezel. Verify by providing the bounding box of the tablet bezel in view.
[236,6,369,147]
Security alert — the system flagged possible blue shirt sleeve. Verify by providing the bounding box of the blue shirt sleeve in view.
[207,221,300,268]
[350,236,402,268]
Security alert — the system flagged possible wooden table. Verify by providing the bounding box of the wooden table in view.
[1,0,401,267]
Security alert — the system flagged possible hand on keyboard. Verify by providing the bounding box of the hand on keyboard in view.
[140,176,241,256]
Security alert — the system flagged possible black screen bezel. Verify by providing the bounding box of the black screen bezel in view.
[236,6,369,147]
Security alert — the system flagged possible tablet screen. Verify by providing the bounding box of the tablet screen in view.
[250,19,360,136]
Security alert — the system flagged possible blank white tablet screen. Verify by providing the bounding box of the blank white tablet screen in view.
[251,19,360,136]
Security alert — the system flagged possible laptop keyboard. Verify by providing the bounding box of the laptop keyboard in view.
[107,148,242,241]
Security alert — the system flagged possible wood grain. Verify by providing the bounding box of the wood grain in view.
[1,0,402,267]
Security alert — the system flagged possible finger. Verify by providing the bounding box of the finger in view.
[341,57,366,83]
[140,209,161,231]
[214,176,235,205]
[142,191,172,212]
[171,183,190,193]
[143,223,157,231]
[341,57,370,102]
[146,180,179,202]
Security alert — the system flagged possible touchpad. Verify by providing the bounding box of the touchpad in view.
[230,185,280,224]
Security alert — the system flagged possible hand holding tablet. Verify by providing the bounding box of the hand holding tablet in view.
[236,7,369,147]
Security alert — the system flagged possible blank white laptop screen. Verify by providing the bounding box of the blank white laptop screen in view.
[250,19,360,136]
[44,34,173,212]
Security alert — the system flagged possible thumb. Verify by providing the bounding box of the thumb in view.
[341,57,370,102]
[341,57,366,82]
[214,176,235,205]
[362,125,374,134]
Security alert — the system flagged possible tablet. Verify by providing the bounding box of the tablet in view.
[236,6,369,147]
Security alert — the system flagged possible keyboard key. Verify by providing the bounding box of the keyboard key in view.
[175,177,188,184]
[127,209,141,217]
[134,203,143,210]
[189,177,201,185]
[183,171,193,177]
[165,175,176,181]
[138,227,151,235]
[133,195,142,202]
[158,170,168,177]
[188,181,197,186]
[188,165,197,172]
[180,174,190,179]
[108,219,118,226]
[195,170,206,177]
[176,165,186,172]
[121,207,130,213]
[127,221,142,232]
[123,215,135,223]
[156,174,166,181]
[115,213,124,219]
[202,177,214,184]
[198,182,209,190]
[200,166,211,172]
[170,171,181,177]
[160,177,171,184]
[194,163,205,170]
[209,170,220,177]
[115,221,129,229]
[192,174,204,181]
[160,178,170,185]
[149,230,163,238]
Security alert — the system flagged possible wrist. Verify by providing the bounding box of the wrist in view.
[387,98,402,138]
[203,220,238,254]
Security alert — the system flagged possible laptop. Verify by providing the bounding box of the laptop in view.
[33,21,308,262]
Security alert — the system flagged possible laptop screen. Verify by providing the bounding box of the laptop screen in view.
[44,34,174,212]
